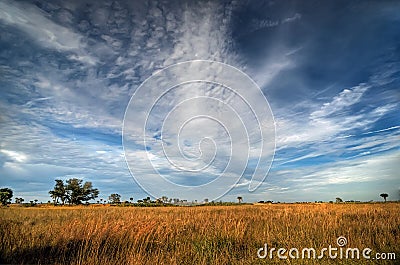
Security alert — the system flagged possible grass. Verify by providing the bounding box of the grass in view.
[1,203,399,264]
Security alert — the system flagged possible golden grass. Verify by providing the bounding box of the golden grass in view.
[1,203,399,264]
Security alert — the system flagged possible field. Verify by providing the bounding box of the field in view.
[1,203,399,264]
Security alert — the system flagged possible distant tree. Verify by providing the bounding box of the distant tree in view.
[15,197,24,204]
[0,188,13,206]
[204,198,209,203]
[237,196,243,204]
[137,199,143,203]
[335,197,343,203]
[380,193,388,202]
[161,196,168,203]
[129,197,134,203]
[109,193,121,204]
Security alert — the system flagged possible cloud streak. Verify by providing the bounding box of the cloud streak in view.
[0,0,97,64]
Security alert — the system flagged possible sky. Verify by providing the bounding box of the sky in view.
[0,0,399,203]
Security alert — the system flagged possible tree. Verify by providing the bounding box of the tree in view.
[15,197,24,204]
[109,193,121,204]
[161,196,168,203]
[81,181,99,203]
[237,196,243,204]
[129,197,134,203]
[336,197,343,203]
[66,178,99,205]
[49,180,67,204]
[49,178,99,205]
[143,196,151,203]
[380,193,388,202]
[0,188,13,206]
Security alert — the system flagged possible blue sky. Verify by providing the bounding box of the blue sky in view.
[0,0,399,203]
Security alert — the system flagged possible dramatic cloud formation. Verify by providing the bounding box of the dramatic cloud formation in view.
[0,0,399,202]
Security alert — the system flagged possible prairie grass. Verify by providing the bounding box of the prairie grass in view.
[0,203,399,264]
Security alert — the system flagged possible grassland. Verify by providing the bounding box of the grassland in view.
[0,203,399,264]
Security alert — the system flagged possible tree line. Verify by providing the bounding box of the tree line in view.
[0,179,396,206]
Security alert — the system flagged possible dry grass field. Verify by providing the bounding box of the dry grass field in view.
[1,203,399,264]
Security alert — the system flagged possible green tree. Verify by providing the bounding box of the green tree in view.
[49,179,67,204]
[66,178,99,205]
[380,193,388,202]
[143,196,151,203]
[49,178,99,205]
[15,197,24,204]
[0,188,13,206]
[161,196,168,203]
[109,193,121,204]
[237,196,243,204]
[336,197,343,203]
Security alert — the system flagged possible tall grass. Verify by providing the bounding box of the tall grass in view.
[1,203,399,264]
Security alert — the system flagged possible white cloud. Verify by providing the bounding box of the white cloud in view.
[310,84,368,119]
[275,82,392,147]
[282,13,302,24]
[362,125,400,135]
[254,59,294,90]
[0,0,248,201]
[1,149,28,163]
[293,150,400,187]
[0,0,96,64]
